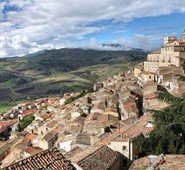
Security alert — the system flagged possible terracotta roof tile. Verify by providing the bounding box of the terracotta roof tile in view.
[40,113,52,120]
[65,147,82,159]
[3,148,76,170]
[26,134,37,141]
[96,114,153,145]
[24,147,42,155]
[74,145,121,170]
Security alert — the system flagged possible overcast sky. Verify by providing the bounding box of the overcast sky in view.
[0,0,185,57]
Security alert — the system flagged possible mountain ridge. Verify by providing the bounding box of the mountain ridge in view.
[0,48,147,101]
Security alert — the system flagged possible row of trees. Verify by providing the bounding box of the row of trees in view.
[138,85,185,155]
[18,114,35,132]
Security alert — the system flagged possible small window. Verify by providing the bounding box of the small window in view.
[149,76,152,79]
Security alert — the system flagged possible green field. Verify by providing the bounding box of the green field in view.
[0,101,18,113]
[0,48,146,103]
[0,99,35,113]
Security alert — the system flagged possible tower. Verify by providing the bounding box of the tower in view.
[164,36,177,45]
[182,29,185,41]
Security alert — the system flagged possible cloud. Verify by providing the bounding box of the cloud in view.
[0,0,185,57]
[115,34,163,51]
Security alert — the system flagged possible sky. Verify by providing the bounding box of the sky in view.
[0,0,185,58]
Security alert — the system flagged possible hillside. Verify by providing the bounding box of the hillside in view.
[0,48,146,102]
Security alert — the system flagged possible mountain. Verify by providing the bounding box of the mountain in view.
[0,48,147,101]
[26,50,46,57]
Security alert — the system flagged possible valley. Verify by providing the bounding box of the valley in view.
[0,48,146,104]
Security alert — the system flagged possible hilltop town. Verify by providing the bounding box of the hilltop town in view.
[0,30,185,170]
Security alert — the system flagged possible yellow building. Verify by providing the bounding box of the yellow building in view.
[103,108,119,118]
[137,71,155,87]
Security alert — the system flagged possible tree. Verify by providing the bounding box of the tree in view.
[18,114,35,132]
[137,85,185,155]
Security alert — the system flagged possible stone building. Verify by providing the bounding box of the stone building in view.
[108,114,153,161]
[144,30,185,73]
[38,129,58,150]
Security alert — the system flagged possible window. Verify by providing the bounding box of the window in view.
[123,146,127,150]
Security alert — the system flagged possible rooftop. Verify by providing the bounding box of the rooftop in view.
[76,145,121,170]
[150,50,161,54]
[0,143,10,156]
[70,145,101,163]
[96,114,153,145]
[129,154,185,170]
[46,120,58,128]
[65,147,82,159]
[75,133,91,145]
[114,113,153,142]
[40,113,52,121]
[43,129,58,142]
[122,100,138,115]
[26,134,37,141]
[144,93,158,100]
[24,147,42,155]
[3,148,76,170]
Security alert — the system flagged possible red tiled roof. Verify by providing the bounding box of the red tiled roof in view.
[0,119,18,133]
[40,113,51,120]
[47,97,60,105]
[24,147,42,155]
[3,148,76,170]
[53,125,62,133]
[23,108,38,117]
[122,101,138,114]
[26,134,37,141]
[76,145,121,170]
[175,40,185,44]
[0,123,8,134]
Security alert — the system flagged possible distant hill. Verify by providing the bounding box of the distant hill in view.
[26,50,46,57]
[0,48,147,101]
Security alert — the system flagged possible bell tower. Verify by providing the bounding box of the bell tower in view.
[182,29,185,41]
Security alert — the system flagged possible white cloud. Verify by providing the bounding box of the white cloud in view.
[115,34,164,51]
[0,0,185,57]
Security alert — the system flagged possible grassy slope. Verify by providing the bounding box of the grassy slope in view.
[0,99,34,113]
[0,48,146,104]
[0,101,19,113]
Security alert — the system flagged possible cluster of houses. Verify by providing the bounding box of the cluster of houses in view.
[0,97,61,141]
[0,29,185,170]
[0,69,150,169]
